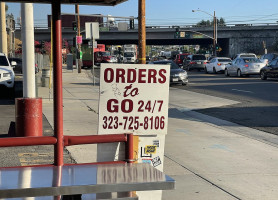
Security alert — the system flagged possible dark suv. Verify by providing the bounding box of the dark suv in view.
[260,53,278,65]
[183,54,207,71]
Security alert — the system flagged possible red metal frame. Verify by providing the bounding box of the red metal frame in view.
[0,1,134,170]
[0,133,134,168]
[52,1,64,167]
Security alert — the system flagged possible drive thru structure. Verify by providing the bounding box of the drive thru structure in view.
[0,0,175,199]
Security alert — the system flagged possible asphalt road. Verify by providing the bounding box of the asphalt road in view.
[173,71,278,135]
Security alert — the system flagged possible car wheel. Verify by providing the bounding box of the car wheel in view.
[182,82,187,86]
[260,71,267,80]
[204,67,208,74]
[225,69,229,77]
[237,69,242,77]
[213,67,217,74]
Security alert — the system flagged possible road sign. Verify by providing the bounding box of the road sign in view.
[180,32,185,38]
[98,64,170,135]
[85,22,99,39]
[93,41,97,48]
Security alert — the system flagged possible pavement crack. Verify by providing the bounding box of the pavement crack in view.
[164,154,241,200]
[87,105,98,114]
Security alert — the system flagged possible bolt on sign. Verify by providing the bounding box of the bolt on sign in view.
[98,64,170,135]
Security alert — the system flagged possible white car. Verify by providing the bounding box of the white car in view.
[205,57,232,73]
[0,53,15,88]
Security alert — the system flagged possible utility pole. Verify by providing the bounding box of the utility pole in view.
[138,0,146,64]
[0,2,8,55]
[75,5,82,73]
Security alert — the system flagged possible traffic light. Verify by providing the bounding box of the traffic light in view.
[174,27,180,38]
[41,41,45,49]
[215,44,221,51]
[72,21,77,31]
[129,18,134,29]
[73,37,76,47]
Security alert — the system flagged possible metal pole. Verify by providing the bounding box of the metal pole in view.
[213,11,216,56]
[92,38,95,86]
[0,2,7,55]
[138,0,146,64]
[76,5,81,73]
[52,1,64,167]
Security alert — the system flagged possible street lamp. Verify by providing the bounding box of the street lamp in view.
[192,9,217,56]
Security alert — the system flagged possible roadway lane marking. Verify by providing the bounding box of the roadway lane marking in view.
[231,89,254,93]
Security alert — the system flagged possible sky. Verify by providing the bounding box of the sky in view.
[6,0,278,27]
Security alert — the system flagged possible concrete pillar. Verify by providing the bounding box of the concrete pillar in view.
[16,3,42,137]
[21,3,36,98]
[0,2,7,55]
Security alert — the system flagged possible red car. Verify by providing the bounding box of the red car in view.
[174,53,189,67]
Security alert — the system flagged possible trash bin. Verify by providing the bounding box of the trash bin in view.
[41,68,51,87]
[67,53,73,70]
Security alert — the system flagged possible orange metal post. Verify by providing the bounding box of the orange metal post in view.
[138,0,146,64]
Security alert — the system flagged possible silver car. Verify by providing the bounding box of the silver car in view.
[225,57,266,77]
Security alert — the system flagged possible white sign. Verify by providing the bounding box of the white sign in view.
[93,41,98,48]
[98,64,170,135]
[85,22,99,39]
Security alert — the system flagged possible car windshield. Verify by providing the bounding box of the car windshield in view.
[218,59,231,62]
[154,62,180,69]
[100,52,110,56]
[240,54,256,58]
[124,52,135,57]
[180,55,187,60]
[243,58,261,63]
[0,56,9,66]
[192,55,206,60]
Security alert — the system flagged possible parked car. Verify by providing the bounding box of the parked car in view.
[8,57,39,74]
[232,53,257,60]
[8,57,22,74]
[183,54,207,71]
[260,57,278,80]
[205,57,232,73]
[225,57,265,77]
[148,60,188,85]
[260,53,278,65]
[174,53,189,67]
[0,53,15,88]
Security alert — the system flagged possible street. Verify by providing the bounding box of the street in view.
[173,71,278,136]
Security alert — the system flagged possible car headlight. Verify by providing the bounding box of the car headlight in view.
[3,73,12,77]
[179,72,187,77]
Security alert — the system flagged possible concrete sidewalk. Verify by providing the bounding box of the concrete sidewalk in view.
[38,68,278,200]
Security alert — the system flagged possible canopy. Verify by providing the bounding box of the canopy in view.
[1,0,128,5]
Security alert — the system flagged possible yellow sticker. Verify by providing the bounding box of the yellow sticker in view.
[145,145,157,154]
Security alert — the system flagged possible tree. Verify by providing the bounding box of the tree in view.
[7,34,22,54]
[217,17,226,26]
[196,17,226,26]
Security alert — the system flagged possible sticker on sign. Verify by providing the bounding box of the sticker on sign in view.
[98,64,170,135]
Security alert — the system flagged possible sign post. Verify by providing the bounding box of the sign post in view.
[85,22,99,86]
[98,63,170,199]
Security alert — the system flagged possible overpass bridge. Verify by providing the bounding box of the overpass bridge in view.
[16,24,278,57]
